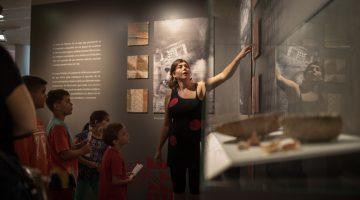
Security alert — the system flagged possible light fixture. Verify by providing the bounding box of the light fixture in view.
[0,30,6,42]
[0,5,3,19]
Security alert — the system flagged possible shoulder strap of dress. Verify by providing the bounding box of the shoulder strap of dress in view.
[195,83,200,100]
[171,88,178,98]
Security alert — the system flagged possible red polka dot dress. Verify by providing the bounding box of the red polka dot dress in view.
[167,87,203,168]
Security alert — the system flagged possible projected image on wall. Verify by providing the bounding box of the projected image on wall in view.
[128,22,149,46]
[152,17,211,113]
[127,55,149,79]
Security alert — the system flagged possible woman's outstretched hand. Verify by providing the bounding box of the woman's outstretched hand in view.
[236,45,252,60]
[275,66,282,80]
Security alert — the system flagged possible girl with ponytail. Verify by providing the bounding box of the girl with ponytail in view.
[74,110,110,200]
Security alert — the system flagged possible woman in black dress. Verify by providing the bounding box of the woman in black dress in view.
[155,45,251,199]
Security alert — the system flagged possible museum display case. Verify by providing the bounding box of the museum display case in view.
[204,0,360,196]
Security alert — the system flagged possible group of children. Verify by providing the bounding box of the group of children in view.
[14,75,134,200]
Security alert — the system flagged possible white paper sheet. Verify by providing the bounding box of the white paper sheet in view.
[130,163,143,178]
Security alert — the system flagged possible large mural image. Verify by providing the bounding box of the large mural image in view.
[153,17,212,113]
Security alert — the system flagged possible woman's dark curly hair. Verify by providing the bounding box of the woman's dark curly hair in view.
[303,61,325,80]
[168,59,190,89]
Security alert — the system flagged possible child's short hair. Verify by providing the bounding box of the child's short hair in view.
[46,89,70,111]
[22,75,47,92]
[103,123,124,146]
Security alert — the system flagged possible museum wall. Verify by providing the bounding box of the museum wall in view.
[30,0,207,199]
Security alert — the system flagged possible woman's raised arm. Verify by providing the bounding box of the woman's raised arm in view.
[206,45,251,91]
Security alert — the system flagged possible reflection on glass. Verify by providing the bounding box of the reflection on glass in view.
[205,0,360,195]
[276,61,326,114]
[274,0,359,135]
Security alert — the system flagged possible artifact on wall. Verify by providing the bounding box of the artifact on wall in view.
[251,75,259,114]
[127,55,149,79]
[252,16,261,59]
[153,17,212,113]
[240,0,251,48]
[239,0,252,114]
[127,89,148,113]
[128,22,149,46]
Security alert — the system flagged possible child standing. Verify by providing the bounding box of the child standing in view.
[99,123,133,200]
[46,89,91,200]
[74,110,110,200]
[14,75,49,176]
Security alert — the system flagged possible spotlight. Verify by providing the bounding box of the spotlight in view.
[0,5,3,19]
[0,30,6,42]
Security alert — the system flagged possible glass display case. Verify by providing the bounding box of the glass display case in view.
[204,0,360,196]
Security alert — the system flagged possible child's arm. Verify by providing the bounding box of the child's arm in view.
[71,139,89,150]
[59,144,91,160]
[50,125,91,160]
[78,156,98,168]
[109,152,133,185]
[112,176,133,185]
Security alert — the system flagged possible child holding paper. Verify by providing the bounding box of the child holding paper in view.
[74,110,110,200]
[99,123,134,200]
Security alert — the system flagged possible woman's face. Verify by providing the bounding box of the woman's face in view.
[304,64,323,82]
[172,62,191,80]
